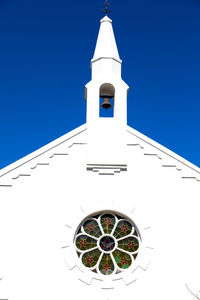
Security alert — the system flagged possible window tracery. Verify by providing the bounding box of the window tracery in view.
[75,212,141,275]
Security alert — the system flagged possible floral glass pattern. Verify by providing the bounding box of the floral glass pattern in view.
[75,212,141,275]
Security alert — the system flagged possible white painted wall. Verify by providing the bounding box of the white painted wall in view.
[0,127,199,300]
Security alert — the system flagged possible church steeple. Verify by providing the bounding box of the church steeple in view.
[91,16,121,65]
[90,15,122,82]
[85,15,129,167]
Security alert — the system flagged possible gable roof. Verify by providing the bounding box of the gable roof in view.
[0,124,87,186]
[127,125,200,181]
[0,123,199,186]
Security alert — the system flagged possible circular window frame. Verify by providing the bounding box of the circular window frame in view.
[74,211,141,276]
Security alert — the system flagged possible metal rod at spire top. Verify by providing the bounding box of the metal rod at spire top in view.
[102,0,110,16]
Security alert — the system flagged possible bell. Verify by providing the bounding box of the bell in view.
[101,97,112,110]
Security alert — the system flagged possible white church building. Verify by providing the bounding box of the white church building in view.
[0,13,200,300]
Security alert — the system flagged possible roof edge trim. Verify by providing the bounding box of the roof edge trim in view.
[127,125,200,174]
[0,124,87,178]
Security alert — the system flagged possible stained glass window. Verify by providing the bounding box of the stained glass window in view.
[74,212,141,276]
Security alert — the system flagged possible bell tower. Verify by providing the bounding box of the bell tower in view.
[85,15,129,172]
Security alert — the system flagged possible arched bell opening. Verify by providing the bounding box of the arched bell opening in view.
[99,83,115,118]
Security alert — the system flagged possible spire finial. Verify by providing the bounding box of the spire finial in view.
[102,0,110,16]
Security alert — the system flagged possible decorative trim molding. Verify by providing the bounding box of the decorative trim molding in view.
[86,164,127,175]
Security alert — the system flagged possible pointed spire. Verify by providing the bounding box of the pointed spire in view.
[91,16,122,64]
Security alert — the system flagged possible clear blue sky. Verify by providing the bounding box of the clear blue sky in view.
[0,0,200,169]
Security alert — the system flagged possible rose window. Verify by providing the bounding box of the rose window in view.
[75,212,140,275]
